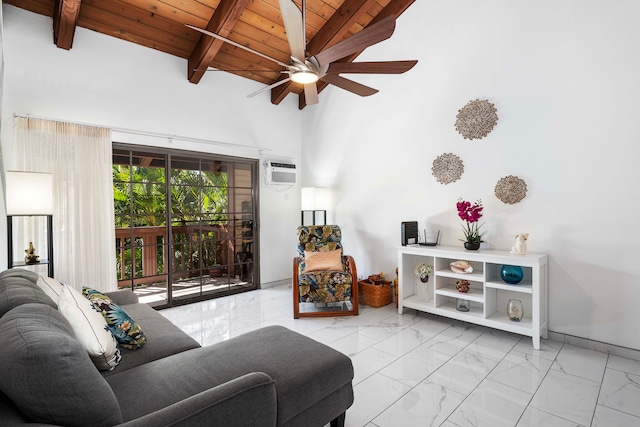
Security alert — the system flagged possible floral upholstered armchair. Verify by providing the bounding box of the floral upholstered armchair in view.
[293,225,359,318]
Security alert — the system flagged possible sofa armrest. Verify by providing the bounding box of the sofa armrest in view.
[117,372,276,427]
[104,290,140,306]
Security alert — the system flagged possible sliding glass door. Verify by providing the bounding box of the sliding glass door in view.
[113,145,259,307]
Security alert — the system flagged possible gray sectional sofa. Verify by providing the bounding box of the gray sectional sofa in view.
[0,269,354,426]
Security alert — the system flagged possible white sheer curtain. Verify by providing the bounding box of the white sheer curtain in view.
[13,116,117,292]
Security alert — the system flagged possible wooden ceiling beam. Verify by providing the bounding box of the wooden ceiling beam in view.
[188,0,252,84]
[53,0,81,50]
[298,0,416,109]
[271,0,378,105]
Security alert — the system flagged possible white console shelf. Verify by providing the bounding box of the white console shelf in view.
[398,245,548,349]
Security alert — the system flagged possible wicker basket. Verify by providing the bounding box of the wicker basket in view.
[358,280,392,308]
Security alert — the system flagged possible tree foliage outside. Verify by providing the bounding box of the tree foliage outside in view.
[113,165,228,226]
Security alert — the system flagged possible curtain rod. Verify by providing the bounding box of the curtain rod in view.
[12,113,263,152]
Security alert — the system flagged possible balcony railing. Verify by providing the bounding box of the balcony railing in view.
[115,222,251,289]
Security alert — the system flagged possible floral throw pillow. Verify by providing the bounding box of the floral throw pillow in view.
[82,286,147,350]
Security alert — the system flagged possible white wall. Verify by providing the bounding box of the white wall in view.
[0,5,302,284]
[302,0,640,350]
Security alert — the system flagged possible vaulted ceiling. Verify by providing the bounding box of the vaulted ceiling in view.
[6,0,416,109]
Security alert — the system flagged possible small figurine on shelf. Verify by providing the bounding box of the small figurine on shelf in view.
[25,242,40,264]
[510,233,529,255]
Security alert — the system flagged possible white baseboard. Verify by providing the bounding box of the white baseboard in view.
[548,330,640,361]
[261,278,291,289]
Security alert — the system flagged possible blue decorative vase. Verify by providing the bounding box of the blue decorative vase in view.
[500,265,523,284]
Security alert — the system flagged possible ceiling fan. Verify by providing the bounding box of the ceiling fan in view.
[186,0,417,105]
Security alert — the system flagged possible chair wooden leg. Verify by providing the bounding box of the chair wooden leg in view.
[292,257,300,319]
[330,412,346,427]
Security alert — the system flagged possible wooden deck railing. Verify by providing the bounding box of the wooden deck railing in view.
[115,224,236,288]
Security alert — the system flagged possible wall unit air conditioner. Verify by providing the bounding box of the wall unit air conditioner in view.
[265,160,297,185]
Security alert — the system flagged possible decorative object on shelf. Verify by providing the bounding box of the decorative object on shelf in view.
[414,263,434,283]
[432,153,464,185]
[456,298,470,312]
[455,99,498,140]
[495,175,527,204]
[510,233,529,255]
[457,198,486,250]
[450,260,473,274]
[24,242,40,264]
[500,265,524,284]
[507,299,524,321]
[464,242,480,250]
[419,229,440,246]
[401,221,419,246]
[456,280,470,293]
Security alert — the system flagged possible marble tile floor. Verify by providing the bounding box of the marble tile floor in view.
[160,285,640,427]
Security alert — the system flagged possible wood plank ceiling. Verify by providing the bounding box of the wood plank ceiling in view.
[6,0,415,109]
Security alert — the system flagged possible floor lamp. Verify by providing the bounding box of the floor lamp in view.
[301,187,329,226]
[5,171,54,277]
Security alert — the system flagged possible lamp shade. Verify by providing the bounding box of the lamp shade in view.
[5,171,54,215]
[301,187,330,211]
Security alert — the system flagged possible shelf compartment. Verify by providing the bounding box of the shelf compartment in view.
[486,312,533,335]
[485,263,533,286]
[434,301,484,319]
[403,294,435,311]
[485,281,532,294]
[436,257,484,279]
[12,259,52,267]
[436,270,484,282]
[435,286,484,303]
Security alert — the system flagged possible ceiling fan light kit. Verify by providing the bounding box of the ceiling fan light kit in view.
[290,70,319,84]
[188,0,417,106]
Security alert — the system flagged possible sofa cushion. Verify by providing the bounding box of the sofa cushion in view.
[0,391,28,424]
[100,301,200,377]
[0,268,40,282]
[57,284,121,370]
[0,303,123,426]
[105,325,353,425]
[83,286,147,349]
[36,275,64,305]
[0,271,56,317]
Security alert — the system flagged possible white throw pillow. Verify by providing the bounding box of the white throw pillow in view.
[36,276,64,305]
[57,284,121,371]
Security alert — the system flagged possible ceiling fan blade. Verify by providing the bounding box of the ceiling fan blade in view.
[279,0,306,61]
[314,15,396,67]
[304,83,319,105]
[186,24,290,69]
[200,68,287,74]
[320,74,378,97]
[327,60,417,74]
[247,77,292,98]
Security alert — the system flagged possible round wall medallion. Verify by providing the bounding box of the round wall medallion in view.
[455,99,498,140]
[432,153,464,185]
[495,175,527,204]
